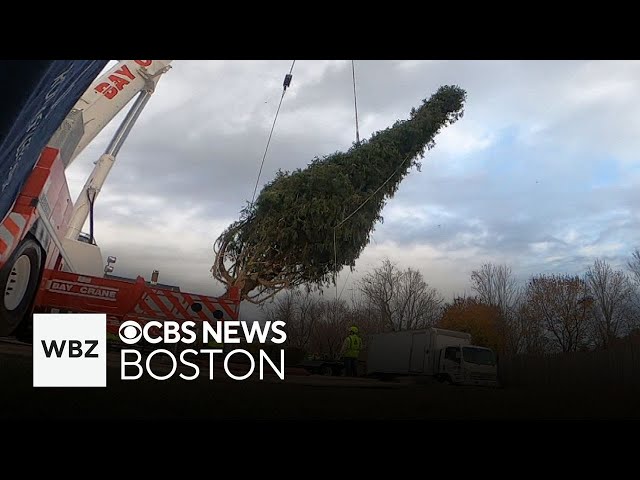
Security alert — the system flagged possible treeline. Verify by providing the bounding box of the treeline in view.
[263,249,640,359]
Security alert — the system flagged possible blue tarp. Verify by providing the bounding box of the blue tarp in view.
[0,60,109,223]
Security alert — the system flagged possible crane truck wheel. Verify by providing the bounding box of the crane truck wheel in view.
[321,365,333,376]
[0,237,43,337]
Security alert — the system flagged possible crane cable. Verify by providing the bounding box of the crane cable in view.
[245,60,362,301]
[250,60,296,206]
[352,60,360,146]
[335,60,363,301]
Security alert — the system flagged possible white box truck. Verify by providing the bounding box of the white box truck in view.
[366,327,499,387]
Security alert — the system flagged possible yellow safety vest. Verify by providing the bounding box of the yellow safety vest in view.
[344,334,362,358]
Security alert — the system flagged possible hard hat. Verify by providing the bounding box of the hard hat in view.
[350,326,359,334]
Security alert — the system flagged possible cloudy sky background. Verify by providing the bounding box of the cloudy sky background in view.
[65,60,640,318]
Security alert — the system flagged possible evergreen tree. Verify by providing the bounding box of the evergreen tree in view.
[212,85,467,303]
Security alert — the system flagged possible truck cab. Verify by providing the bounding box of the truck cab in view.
[438,344,498,387]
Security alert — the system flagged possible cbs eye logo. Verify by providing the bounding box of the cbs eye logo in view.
[118,321,143,345]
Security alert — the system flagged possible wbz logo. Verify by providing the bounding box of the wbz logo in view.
[41,339,99,358]
[33,313,106,387]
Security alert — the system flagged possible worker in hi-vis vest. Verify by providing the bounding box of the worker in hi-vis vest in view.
[340,325,362,377]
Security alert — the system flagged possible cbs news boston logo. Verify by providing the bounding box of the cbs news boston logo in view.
[33,314,287,387]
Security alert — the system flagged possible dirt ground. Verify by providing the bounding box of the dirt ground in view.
[1,341,639,420]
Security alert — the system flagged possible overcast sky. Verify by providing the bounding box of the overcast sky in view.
[65,60,640,319]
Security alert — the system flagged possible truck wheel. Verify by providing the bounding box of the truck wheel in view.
[0,238,42,336]
[321,365,333,376]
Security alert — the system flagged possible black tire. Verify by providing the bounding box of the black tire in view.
[0,237,43,336]
[321,365,333,376]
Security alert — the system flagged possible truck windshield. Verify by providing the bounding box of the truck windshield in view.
[462,347,496,366]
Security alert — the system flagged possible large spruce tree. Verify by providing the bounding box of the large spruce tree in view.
[212,85,467,303]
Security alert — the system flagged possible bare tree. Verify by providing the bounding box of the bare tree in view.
[470,263,520,314]
[626,248,640,331]
[348,290,385,335]
[265,286,383,359]
[586,258,633,349]
[358,258,443,331]
[264,288,320,350]
[523,274,593,352]
[309,299,350,359]
[628,248,640,285]
[514,303,550,355]
[470,263,522,355]
[264,289,295,336]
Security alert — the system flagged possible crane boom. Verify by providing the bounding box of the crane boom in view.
[63,60,173,244]
[48,60,172,169]
[65,88,157,242]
